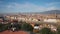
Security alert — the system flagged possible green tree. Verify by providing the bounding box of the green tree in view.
[7,23,21,31]
[21,23,33,31]
[40,27,53,34]
[0,23,3,32]
[0,23,8,32]
[57,25,60,34]
[14,23,21,30]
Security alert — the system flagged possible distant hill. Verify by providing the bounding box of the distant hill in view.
[22,10,60,14]
[0,10,60,15]
[40,10,60,14]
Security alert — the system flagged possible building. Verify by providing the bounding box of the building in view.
[44,19,57,23]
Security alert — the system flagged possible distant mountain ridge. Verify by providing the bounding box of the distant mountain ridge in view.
[0,10,60,15]
[30,10,60,14]
[40,10,60,14]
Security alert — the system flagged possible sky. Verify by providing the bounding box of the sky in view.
[0,0,60,13]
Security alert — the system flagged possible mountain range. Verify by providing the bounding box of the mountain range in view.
[40,10,60,14]
[27,10,60,14]
[0,10,60,15]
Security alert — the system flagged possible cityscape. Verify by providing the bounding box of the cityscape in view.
[0,0,60,34]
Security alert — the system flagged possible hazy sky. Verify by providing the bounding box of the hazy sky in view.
[0,0,60,13]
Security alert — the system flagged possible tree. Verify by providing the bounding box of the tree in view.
[57,25,60,34]
[40,27,53,34]
[21,23,33,31]
[0,23,3,32]
[7,23,21,31]
[0,23,8,32]
[14,23,21,31]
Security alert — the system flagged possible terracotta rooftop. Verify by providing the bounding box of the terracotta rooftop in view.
[0,30,29,34]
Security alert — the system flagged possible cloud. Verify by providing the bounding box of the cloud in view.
[1,2,60,13]
[46,2,60,8]
[45,2,60,10]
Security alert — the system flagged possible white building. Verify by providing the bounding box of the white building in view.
[34,26,39,29]
[44,19,57,23]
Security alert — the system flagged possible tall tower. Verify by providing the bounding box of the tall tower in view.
[55,11,57,19]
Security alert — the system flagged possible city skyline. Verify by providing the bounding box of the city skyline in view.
[0,0,60,13]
